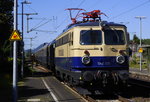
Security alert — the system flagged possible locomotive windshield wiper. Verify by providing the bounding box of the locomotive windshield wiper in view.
[81,28,93,35]
[110,27,120,43]
[102,24,124,44]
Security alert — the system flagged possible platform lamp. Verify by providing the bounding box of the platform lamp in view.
[135,16,146,71]
[21,0,31,78]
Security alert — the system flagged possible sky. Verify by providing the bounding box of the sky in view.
[17,0,150,50]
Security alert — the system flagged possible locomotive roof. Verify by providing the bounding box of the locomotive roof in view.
[63,21,125,32]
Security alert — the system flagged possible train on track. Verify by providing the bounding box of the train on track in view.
[33,8,130,88]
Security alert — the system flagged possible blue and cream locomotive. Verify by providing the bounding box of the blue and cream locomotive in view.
[34,9,129,88]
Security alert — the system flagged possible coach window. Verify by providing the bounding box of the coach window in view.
[80,30,102,45]
[69,32,73,46]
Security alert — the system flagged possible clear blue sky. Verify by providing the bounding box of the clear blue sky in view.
[18,0,150,50]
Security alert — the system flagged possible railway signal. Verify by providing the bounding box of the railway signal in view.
[9,30,22,41]
[138,48,143,53]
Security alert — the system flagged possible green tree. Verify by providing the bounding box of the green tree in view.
[0,0,13,71]
[132,34,140,44]
[142,39,150,45]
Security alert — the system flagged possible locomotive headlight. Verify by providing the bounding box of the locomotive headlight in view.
[82,55,90,65]
[116,55,125,64]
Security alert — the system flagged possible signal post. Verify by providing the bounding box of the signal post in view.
[10,0,21,102]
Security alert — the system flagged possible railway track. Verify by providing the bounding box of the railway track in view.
[129,78,150,89]
[61,81,136,102]
[59,77,150,102]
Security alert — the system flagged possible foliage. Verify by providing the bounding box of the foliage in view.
[0,0,13,40]
[142,39,150,45]
[0,0,13,73]
[130,34,150,45]
[0,41,12,72]
[129,54,148,69]
[130,54,137,65]
[132,34,140,44]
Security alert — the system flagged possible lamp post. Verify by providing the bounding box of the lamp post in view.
[13,0,18,101]
[21,0,31,78]
[24,36,37,57]
[135,16,146,71]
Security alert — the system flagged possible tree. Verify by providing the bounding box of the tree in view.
[142,39,150,45]
[0,0,13,71]
[0,0,13,43]
[132,34,140,44]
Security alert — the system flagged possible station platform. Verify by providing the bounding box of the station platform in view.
[129,68,150,82]
[18,66,86,102]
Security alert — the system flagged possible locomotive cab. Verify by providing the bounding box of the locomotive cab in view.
[70,21,129,87]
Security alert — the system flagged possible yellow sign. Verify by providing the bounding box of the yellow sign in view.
[9,30,22,41]
[138,48,143,53]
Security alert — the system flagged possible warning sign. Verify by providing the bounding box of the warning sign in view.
[9,30,22,41]
[138,48,143,53]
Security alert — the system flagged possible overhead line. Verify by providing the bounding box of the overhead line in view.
[87,0,103,10]
[110,0,150,20]
[56,0,86,29]
[30,19,52,32]
[27,4,38,14]
[77,0,86,7]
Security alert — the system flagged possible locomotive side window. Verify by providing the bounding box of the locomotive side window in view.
[62,34,69,44]
[80,30,102,45]
[69,32,73,46]
[104,30,125,45]
[56,33,70,47]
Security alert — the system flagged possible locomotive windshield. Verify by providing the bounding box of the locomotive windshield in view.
[104,30,125,45]
[80,30,102,45]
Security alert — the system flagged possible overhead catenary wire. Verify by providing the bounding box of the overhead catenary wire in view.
[109,0,150,20]
[29,18,53,32]
[86,0,103,10]
[107,0,123,12]
[56,0,86,29]
[32,30,57,33]
[77,0,86,8]
[27,4,38,14]
[24,3,56,33]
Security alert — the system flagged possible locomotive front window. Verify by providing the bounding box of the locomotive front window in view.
[80,30,102,45]
[104,30,125,45]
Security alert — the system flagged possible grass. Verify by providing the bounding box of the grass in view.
[130,63,148,69]
[129,58,149,69]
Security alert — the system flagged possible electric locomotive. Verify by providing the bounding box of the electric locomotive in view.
[34,9,129,88]
[53,9,129,87]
